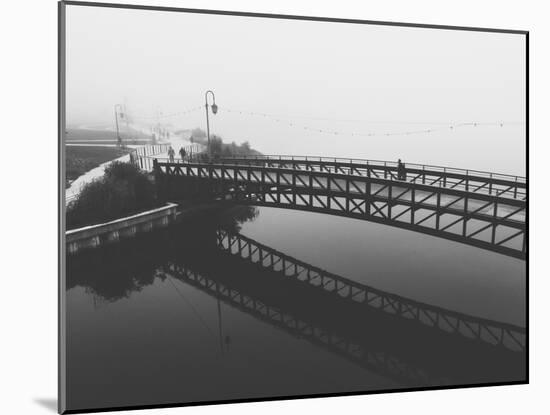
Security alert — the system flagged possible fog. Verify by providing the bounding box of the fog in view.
[65,5,526,175]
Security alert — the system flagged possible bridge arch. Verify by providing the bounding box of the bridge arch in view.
[138,154,526,260]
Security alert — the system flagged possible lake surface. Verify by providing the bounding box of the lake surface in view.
[65,205,526,411]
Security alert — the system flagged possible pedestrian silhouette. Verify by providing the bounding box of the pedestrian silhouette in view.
[179,147,186,161]
[397,159,406,180]
[168,146,175,162]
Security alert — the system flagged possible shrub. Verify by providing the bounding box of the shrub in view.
[67,162,158,229]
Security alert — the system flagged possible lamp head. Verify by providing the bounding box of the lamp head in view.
[211,103,218,114]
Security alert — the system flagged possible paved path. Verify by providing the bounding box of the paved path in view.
[65,127,194,205]
[151,131,202,160]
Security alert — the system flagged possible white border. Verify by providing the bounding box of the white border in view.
[2,0,545,414]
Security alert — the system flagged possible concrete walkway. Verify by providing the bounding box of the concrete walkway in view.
[65,128,195,205]
[151,132,201,160]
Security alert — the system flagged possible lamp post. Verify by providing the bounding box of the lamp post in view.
[156,108,162,141]
[204,90,218,157]
[114,104,123,147]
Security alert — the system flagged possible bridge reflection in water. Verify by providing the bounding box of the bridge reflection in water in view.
[67,219,525,389]
[213,230,525,352]
[144,155,526,259]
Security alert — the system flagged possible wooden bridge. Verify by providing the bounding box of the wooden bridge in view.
[135,153,527,259]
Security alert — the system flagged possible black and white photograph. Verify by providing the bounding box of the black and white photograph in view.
[58,1,528,413]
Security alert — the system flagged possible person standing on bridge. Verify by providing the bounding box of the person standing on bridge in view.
[397,159,406,180]
[179,147,186,162]
[168,146,175,163]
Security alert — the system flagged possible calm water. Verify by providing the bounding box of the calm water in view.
[65,206,526,411]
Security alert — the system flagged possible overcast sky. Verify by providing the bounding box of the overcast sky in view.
[65,5,526,175]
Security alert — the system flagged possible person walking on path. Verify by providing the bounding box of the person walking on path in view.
[168,146,175,163]
[179,147,186,162]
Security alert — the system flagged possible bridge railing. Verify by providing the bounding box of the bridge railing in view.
[129,143,170,170]
[139,152,527,200]
[209,154,526,200]
[137,152,526,184]
[215,154,526,185]
[148,155,527,201]
[130,143,171,158]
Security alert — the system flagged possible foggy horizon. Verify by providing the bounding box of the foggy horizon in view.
[66,6,526,175]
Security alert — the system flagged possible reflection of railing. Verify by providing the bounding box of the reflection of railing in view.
[162,239,524,386]
[215,230,525,352]
[67,221,525,386]
[163,263,445,386]
[152,160,527,259]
